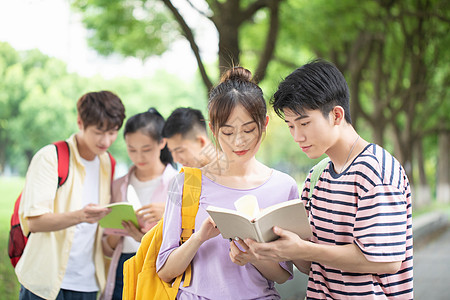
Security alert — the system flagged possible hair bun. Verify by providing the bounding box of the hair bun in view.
[220,67,254,84]
[147,107,163,118]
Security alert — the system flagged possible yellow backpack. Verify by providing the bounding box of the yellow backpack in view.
[122,167,202,300]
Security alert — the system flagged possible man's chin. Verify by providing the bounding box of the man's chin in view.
[95,148,108,156]
[306,153,324,160]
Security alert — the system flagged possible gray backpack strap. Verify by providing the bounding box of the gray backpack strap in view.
[307,157,330,199]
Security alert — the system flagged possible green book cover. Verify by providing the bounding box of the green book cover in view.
[99,202,139,229]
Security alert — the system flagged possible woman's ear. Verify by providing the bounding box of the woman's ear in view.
[263,115,269,130]
[331,106,345,125]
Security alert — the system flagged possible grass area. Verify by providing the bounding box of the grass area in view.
[0,176,24,299]
[412,201,450,218]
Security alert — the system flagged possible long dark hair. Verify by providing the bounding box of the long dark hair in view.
[124,108,174,166]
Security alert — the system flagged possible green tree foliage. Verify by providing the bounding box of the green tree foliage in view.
[0,42,208,175]
[3,0,449,201]
[71,0,285,91]
[0,43,21,170]
[0,43,84,173]
[274,0,449,191]
[73,0,178,59]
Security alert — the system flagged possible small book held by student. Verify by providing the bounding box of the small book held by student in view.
[99,202,139,236]
[206,195,312,243]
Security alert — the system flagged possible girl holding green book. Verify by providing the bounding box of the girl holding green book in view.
[102,108,178,300]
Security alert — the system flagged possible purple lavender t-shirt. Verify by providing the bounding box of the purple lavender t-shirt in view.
[156,169,299,299]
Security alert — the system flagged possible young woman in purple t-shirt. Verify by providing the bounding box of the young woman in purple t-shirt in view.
[156,67,299,299]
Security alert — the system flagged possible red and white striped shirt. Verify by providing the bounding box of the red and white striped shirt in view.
[302,144,413,299]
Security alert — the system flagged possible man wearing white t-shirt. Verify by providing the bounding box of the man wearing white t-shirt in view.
[17,91,126,300]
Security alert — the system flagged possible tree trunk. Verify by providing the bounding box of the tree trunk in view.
[346,31,375,131]
[414,138,431,209]
[402,143,414,184]
[214,0,241,76]
[349,76,360,130]
[217,25,240,75]
[417,139,428,186]
[372,40,385,146]
[391,116,413,184]
[254,1,280,83]
[372,126,384,147]
[162,0,213,91]
[437,130,450,203]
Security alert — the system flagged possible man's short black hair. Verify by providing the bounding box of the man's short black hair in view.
[271,59,352,124]
[162,107,207,139]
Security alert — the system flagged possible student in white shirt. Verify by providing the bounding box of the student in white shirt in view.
[17,91,126,300]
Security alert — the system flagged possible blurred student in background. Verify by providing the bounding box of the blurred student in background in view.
[163,107,214,168]
[18,91,125,300]
[102,108,177,300]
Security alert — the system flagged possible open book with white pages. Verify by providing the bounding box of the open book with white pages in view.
[206,195,312,243]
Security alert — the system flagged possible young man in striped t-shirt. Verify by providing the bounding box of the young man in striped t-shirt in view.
[246,59,413,299]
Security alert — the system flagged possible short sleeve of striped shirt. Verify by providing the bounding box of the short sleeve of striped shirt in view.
[353,182,408,263]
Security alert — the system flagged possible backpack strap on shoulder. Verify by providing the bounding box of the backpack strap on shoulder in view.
[179,167,202,244]
[308,157,330,199]
[107,152,116,181]
[53,141,70,187]
[177,167,202,288]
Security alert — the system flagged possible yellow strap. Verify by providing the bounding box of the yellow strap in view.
[172,274,183,291]
[182,264,192,287]
[180,167,201,244]
[175,167,201,290]
[172,264,192,290]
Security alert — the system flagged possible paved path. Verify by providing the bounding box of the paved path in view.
[413,224,450,300]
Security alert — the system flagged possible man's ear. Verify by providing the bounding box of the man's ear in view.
[197,135,208,148]
[331,106,345,125]
[264,115,269,129]
[77,115,84,131]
